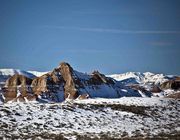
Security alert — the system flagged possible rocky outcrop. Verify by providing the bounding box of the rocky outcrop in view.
[77,94,90,100]
[150,85,162,93]
[166,92,180,99]
[31,70,63,94]
[31,75,49,94]
[90,71,115,85]
[5,74,32,87]
[3,74,34,102]
[127,84,152,97]
[160,77,180,90]
[2,61,153,103]
[59,62,78,99]
[31,67,65,102]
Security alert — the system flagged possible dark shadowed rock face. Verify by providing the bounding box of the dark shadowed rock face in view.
[5,74,32,87]
[127,84,152,97]
[150,86,162,93]
[31,71,63,94]
[160,77,180,90]
[90,71,115,85]
[59,62,78,99]
[31,67,65,102]
[2,62,149,103]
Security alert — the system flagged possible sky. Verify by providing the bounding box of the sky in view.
[0,0,180,75]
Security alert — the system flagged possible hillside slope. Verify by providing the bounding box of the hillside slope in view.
[0,97,179,139]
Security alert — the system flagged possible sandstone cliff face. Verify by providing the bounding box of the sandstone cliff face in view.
[160,77,180,90]
[3,74,35,102]
[5,74,32,87]
[31,75,49,94]
[59,62,78,99]
[89,71,115,85]
[31,67,65,102]
[2,62,149,103]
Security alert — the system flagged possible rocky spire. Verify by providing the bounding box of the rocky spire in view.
[59,62,78,99]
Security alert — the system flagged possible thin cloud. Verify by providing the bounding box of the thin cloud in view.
[42,25,180,34]
[63,49,106,54]
[151,41,173,46]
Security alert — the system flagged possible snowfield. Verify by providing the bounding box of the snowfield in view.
[0,69,179,139]
[0,97,179,139]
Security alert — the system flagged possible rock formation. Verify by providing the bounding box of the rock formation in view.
[160,77,180,90]
[166,92,180,99]
[2,62,150,103]
[3,74,35,102]
[59,62,78,99]
[150,85,162,93]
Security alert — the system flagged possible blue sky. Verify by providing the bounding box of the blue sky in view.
[0,0,180,74]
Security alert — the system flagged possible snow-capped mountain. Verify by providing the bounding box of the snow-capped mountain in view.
[0,69,36,83]
[27,71,47,77]
[0,69,172,87]
[0,69,37,78]
[1,62,147,103]
[107,72,170,85]
[0,63,179,139]
[0,62,179,103]
[108,72,180,98]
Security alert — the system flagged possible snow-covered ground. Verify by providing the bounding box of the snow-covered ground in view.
[0,97,179,139]
[0,69,179,139]
[74,97,175,107]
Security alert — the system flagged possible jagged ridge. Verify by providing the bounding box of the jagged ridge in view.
[0,62,180,103]
[1,62,143,103]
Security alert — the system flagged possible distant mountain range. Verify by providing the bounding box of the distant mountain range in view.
[0,62,179,103]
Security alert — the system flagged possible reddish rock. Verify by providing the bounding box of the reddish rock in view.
[89,71,115,85]
[160,78,180,90]
[2,61,154,103]
[166,92,180,99]
[3,74,33,102]
[59,62,78,99]
[150,86,162,93]
[77,94,90,100]
[31,75,48,94]
[31,67,65,102]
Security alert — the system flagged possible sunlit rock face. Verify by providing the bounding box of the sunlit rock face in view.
[31,66,65,102]
[2,62,154,103]
[160,77,180,90]
[3,74,35,102]
[59,62,78,99]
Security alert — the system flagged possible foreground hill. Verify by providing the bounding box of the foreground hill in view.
[0,97,179,139]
